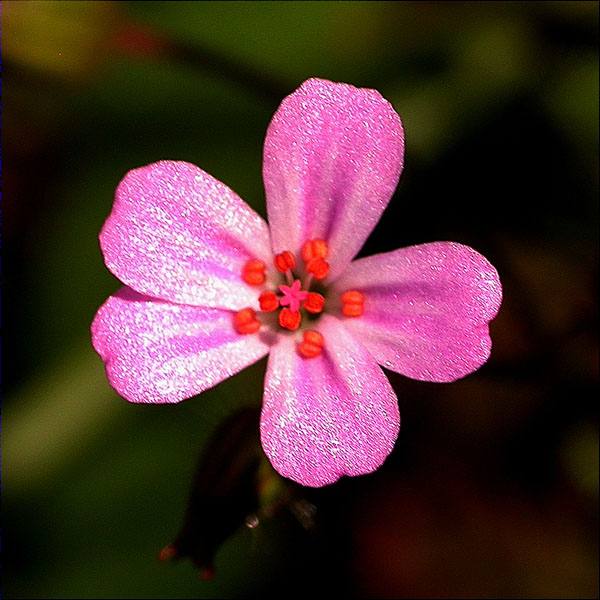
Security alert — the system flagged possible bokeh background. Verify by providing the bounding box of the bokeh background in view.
[3,1,599,598]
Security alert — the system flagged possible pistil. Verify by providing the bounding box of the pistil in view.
[279,279,308,313]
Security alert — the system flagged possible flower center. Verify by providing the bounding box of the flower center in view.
[234,239,364,358]
[278,279,308,313]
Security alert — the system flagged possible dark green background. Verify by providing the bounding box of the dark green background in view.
[3,1,598,597]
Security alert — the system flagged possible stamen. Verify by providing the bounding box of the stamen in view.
[341,290,365,317]
[242,258,266,286]
[306,257,329,280]
[274,251,296,273]
[303,292,325,314]
[233,307,261,334]
[279,308,301,331]
[301,239,328,262]
[297,330,324,358]
[258,290,279,312]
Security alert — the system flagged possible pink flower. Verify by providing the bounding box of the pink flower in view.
[92,78,502,487]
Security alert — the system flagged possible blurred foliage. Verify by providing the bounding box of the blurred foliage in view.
[3,1,598,598]
[2,1,120,79]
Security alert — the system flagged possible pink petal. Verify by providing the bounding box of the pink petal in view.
[260,315,400,487]
[100,161,272,310]
[263,78,404,280]
[332,242,502,382]
[91,287,270,403]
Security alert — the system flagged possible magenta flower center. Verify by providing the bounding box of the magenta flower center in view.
[278,280,308,313]
[235,238,365,358]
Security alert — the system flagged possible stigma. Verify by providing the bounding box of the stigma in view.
[279,279,308,313]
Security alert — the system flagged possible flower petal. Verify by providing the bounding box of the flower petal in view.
[100,161,272,310]
[91,287,270,403]
[263,78,404,280]
[260,315,400,487]
[332,242,502,382]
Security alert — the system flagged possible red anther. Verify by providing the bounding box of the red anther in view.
[279,308,301,331]
[306,257,329,280]
[341,290,364,304]
[298,330,324,358]
[303,292,325,314]
[301,239,328,262]
[274,250,296,273]
[242,258,266,286]
[341,290,365,317]
[259,290,279,312]
[233,307,261,334]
